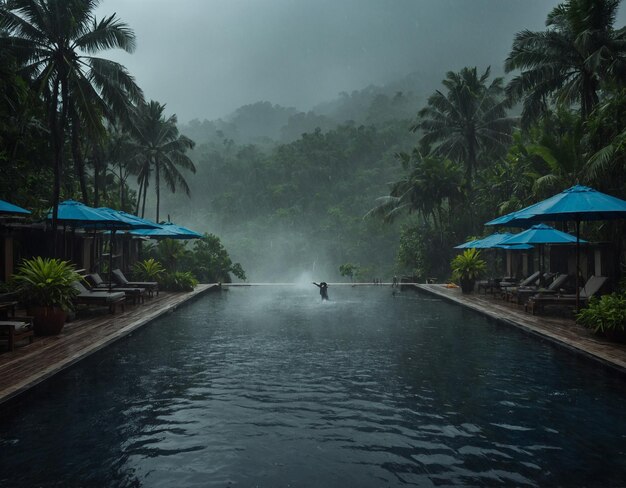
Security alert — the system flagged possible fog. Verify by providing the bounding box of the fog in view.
[97,0,571,122]
[95,0,626,282]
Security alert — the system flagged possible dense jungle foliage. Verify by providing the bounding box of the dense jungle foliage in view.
[1,0,626,282]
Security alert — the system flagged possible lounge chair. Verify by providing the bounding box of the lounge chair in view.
[499,271,542,299]
[0,317,34,351]
[509,273,569,306]
[505,272,559,304]
[526,276,608,315]
[72,281,126,314]
[85,273,147,304]
[477,278,502,295]
[112,269,159,297]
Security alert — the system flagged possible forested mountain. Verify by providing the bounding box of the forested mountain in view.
[168,81,423,281]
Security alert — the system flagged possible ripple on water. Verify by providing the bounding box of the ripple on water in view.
[0,286,625,487]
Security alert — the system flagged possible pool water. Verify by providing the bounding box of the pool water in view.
[1,286,625,487]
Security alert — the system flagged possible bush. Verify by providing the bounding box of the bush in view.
[132,258,165,281]
[576,292,626,336]
[159,271,198,292]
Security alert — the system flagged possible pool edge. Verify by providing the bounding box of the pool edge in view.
[413,284,626,376]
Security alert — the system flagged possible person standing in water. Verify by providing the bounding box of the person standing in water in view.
[313,282,329,300]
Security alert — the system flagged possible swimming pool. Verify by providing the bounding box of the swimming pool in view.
[1,286,625,486]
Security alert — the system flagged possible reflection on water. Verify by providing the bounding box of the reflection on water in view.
[1,286,625,487]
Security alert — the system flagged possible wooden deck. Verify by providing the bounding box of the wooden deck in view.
[415,284,626,374]
[0,284,218,405]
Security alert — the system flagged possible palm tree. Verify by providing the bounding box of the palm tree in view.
[0,0,143,238]
[366,149,463,228]
[103,124,140,211]
[412,67,515,185]
[506,0,626,126]
[131,101,196,221]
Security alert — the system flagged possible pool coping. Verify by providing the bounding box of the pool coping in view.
[413,284,626,375]
[0,284,219,405]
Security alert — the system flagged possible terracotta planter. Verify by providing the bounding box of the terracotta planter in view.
[460,278,475,294]
[30,306,67,336]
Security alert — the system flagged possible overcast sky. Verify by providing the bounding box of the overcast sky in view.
[95,0,626,123]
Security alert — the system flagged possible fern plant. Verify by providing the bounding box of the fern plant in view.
[132,258,165,281]
[160,271,198,292]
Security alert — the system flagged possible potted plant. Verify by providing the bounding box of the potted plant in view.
[13,257,81,336]
[451,248,487,294]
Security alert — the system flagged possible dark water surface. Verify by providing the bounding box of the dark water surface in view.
[1,286,625,487]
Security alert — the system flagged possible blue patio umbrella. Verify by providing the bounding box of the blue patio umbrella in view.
[130,226,186,239]
[47,200,130,262]
[131,221,202,239]
[485,185,626,307]
[455,233,533,250]
[47,200,125,227]
[499,223,586,277]
[159,221,203,239]
[455,233,533,278]
[95,208,160,231]
[95,208,161,291]
[454,238,481,249]
[0,199,30,215]
[499,223,585,246]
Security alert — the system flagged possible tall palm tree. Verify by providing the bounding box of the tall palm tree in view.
[412,67,515,185]
[0,0,143,238]
[506,0,626,126]
[131,101,196,221]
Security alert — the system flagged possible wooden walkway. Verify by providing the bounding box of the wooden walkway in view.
[0,284,218,405]
[415,284,626,374]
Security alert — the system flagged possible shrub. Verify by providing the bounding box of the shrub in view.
[576,292,626,336]
[132,258,165,281]
[160,271,198,292]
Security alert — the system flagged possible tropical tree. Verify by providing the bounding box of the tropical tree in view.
[412,67,515,185]
[131,101,196,221]
[506,0,626,126]
[0,0,143,238]
[366,149,463,228]
[586,88,626,196]
[102,124,140,211]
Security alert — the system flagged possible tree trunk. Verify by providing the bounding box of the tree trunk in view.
[135,174,144,216]
[141,176,148,218]
[71,109,89,203]
[119,163,125,210]
[50,76,69,256]
[155,155,160,223]
[92,145,100,207]
[48,80,61,254]
[581,74,599,120]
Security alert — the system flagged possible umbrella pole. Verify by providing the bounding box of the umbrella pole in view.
[576,217,580,311]
[109,230,116,293]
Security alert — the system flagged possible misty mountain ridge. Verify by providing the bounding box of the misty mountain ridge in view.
[179,70,436,146]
